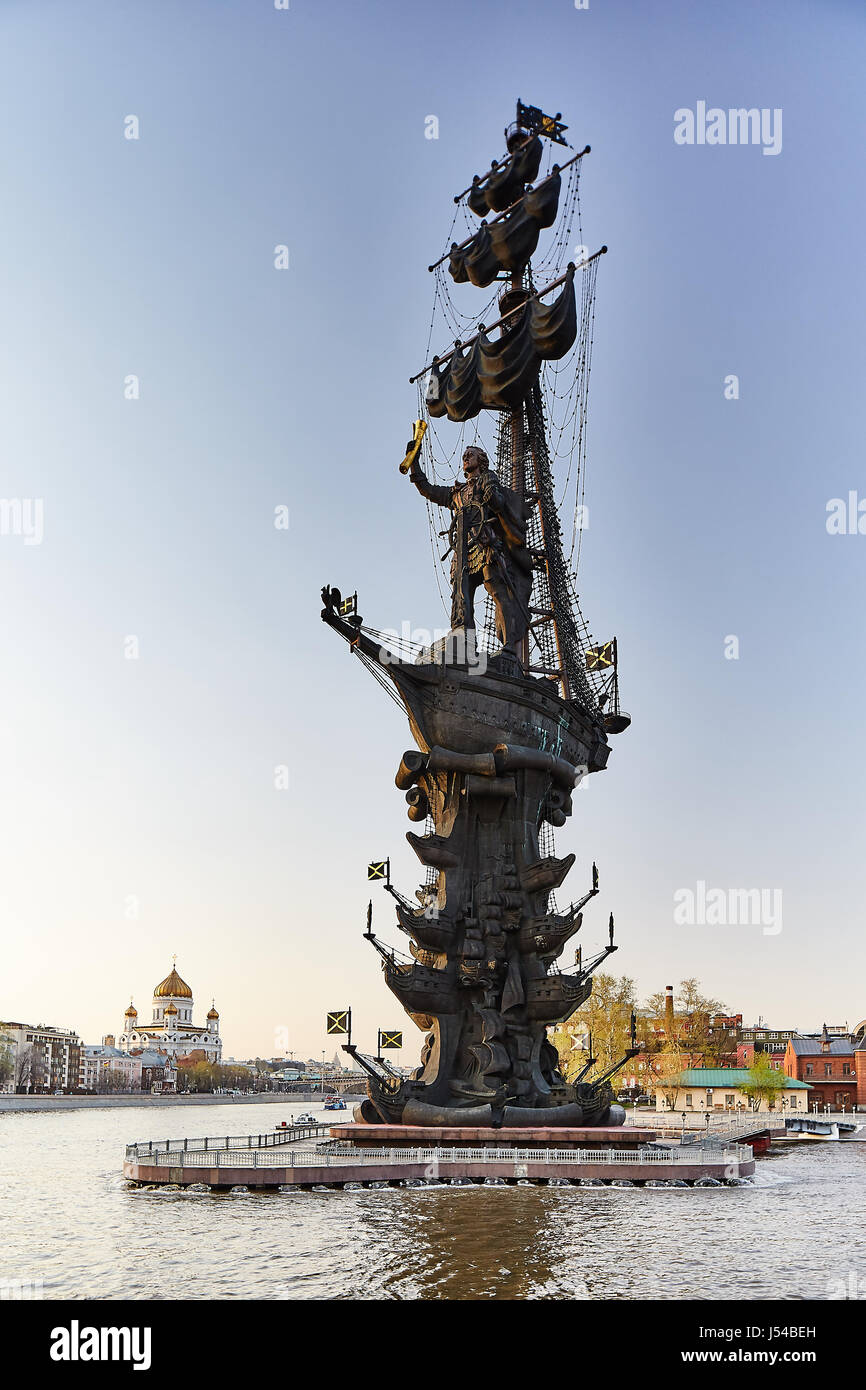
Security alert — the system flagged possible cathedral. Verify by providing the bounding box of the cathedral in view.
[118,961,222,1063]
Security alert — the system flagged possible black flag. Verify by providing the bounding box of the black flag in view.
[516,100,568,146]
[586,641,614,672]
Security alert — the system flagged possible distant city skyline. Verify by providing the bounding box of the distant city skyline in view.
[1,0,864,1058]
[5,955,857,1064]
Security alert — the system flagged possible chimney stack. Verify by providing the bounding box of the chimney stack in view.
[664,984,675,1036]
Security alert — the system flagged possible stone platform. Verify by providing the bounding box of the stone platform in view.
[122,1120,755,1189]
[329,1124,656,1147]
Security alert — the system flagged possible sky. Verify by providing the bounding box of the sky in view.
[0,0,864,1061]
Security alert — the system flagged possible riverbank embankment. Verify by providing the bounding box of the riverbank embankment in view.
[0,1092,364,1114]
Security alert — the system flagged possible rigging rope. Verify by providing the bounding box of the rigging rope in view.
[412,135,608,711]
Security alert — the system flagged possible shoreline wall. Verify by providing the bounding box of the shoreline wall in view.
[0,1091,365,1113]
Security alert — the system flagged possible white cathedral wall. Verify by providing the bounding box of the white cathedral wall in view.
[149,996,197,1024]
[119,993,221,1061]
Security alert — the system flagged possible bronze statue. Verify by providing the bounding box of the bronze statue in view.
[408,445,533,660]
[321,102,633,1129]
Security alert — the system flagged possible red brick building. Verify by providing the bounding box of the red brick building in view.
[784,1026,866,1109]
[737,1042,786,1072]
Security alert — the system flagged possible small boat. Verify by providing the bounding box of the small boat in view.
[323,1095,346,1111]
[293,1112,317,1126]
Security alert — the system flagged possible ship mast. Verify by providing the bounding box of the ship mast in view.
[421,99,605,710]
[499,108,596,706]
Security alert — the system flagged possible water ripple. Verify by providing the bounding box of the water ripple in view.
[1,1103,862,1299]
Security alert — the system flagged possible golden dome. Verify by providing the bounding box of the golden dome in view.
[207,1003,219,1020]
[154,965,192,999]
[125,1002,137,1017]
[164,1001,178,1016]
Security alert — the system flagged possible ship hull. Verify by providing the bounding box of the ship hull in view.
[322,597,623,1128]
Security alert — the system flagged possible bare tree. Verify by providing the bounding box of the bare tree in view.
[0,1035,14,1088]
[14,1043,33,1093]
[643,978,728,1065]
[645,1045,687,1112]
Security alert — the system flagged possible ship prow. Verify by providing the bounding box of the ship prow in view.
[321,586,609,769]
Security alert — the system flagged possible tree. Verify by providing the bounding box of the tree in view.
[644,1045,687,1112]
[14,1043,33,1093]
[739,1056,786,1112]
[678,978,725,1016]
[643,978,728,1065]
[553,973,637,1083]
[177,1056,217,1093]
[99,1066,129,1093]
[0,1035,14,1088]
[176,1055,253,1094]
[547,1023,586,1083]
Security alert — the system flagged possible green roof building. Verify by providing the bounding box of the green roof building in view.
[653,1067,810,1112]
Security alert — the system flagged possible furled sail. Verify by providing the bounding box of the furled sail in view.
[425,268,576,422]
[467,135,543,217]
[449,173,561,287]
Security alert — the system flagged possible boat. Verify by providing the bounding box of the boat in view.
[323,1095,347,1111]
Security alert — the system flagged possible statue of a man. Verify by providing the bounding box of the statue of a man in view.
[408,445,533,659]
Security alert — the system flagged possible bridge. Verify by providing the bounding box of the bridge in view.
[633,1108,864,1145]
[274,1073,367,1095]
[630,1110,786,1148]
[785,1115,862,1139]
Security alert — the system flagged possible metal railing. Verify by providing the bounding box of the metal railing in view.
[680,1114,786,1144]
[126,1141,751,1171]
[630,1112,785,1142]
[125,1121,330,1160]
[801,1110,865,1123]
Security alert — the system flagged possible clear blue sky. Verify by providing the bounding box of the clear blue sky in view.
[0,0,863,1058]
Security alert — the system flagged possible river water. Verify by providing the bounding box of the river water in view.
[2,1099,864,1300]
